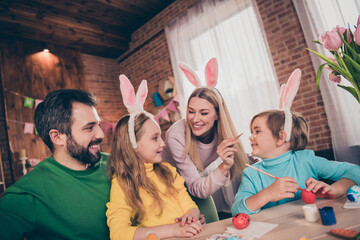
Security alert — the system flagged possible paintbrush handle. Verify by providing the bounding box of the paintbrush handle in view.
[234,132,244,141]
[245,163,279,179]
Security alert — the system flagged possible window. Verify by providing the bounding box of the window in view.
[165,0,278,153]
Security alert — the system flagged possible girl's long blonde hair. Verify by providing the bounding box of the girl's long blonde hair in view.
[107,113,177,224]
[184,87,248,179]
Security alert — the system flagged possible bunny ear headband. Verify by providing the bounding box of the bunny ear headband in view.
[278,68,301,142]
[178,57,218,89]
[178,58,223,104]
[119,74,156,149]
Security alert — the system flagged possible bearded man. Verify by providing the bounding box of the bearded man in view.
[0,89,110,240]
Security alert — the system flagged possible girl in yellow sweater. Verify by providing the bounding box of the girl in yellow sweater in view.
[106,75,202,240]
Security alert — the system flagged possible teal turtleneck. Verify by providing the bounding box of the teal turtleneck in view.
[232,149,360,215]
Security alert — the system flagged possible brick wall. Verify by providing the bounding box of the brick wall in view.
[83,0,332,154]
[82,54,123,152]
[256,0,331,150]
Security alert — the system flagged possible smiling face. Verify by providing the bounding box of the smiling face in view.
[186,97,218,138]
[66,103,105,166]
[135,119,165,164]
[249,115,280,159]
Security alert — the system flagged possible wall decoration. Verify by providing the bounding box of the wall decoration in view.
[158,76,175,100]
[153,95,180,124]
[24,122,35,134]
[23,97,34,108]
[152,91,164,107]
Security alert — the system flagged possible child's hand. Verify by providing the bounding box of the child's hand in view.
[175,214,205,226]
[264,177,298,202]
[175,214,197,227]
[217,138,238,172]
[305,177,336,198]
[173,220,202,238]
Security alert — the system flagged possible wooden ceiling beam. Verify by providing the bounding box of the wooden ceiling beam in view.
[94,0,169,16]
[0,19,128,52]
[3,0,144,29]
[3,7,130,42]
[1,1,133,36]
[0,0,177,58]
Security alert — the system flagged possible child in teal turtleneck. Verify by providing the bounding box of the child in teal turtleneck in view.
[231,110,360,215]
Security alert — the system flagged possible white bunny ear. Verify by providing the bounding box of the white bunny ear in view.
[204,58,218,88]
[119,75,151,149]
[279,69,301,110]
[135,80,148,111]
[178,62,201,87]
[278,68,302,142]
[119,74,136,112]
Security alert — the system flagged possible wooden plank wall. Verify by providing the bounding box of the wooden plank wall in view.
[0,37,86,185]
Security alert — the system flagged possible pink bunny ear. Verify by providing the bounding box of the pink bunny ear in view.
[278,84,286,109]
[178,62,201,87]
[136,80,148,110]
[204,58,218,88]
[279,69,301,109]
[119,74,136,110]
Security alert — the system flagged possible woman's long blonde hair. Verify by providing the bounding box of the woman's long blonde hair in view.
[107,113,177,224]
[184,87,248,179]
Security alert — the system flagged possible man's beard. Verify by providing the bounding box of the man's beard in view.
[66,134,102,168]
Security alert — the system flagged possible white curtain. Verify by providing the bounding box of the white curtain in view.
[165,0,279,154]
[293,0,360,164]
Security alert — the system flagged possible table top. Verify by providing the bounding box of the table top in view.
[170,196,360,240]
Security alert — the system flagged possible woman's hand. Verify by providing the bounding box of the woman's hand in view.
[216,138,238,175]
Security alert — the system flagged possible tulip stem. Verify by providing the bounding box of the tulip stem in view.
[336,50,360,101]
[336,50,350,75]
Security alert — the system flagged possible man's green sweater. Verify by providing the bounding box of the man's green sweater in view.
[0,153,111,240]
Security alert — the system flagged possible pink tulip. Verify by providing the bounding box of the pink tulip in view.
[319,29,343,51]
[328,72,341,84]
[357,15,360,27]
[355,26,360,46]
[335,26,351,43]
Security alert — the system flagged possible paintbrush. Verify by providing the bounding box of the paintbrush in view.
[234,132,244,141]
[245,163,279,179]
[245,163,309,192]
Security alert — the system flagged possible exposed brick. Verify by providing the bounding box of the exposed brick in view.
[81,0,332,154]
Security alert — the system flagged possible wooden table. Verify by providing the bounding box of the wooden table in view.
[170,196,360,240]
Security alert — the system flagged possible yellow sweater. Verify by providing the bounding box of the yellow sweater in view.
[106,162,198,240]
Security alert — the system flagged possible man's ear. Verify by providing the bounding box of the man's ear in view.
[276,130,287,146]
[49,129,66,146]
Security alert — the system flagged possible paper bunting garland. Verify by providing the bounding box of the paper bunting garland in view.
[172,94,179,102]
[35,99,43,108]
[24,122,35,134]
[5,88,181,137]
[24,97,34,108]
[166,101,177,112]
[152,92,163,107]
[153,95,180,124]
[101,121,116,134]
[102,121,112,134]
[158,108,170,122]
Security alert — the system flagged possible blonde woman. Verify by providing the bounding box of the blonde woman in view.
[162,58,249,220]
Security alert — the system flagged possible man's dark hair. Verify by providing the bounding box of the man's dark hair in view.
[34,89,98,152]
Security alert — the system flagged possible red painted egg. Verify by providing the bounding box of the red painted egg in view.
[301,190,316,204]
[232,213,250,229]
